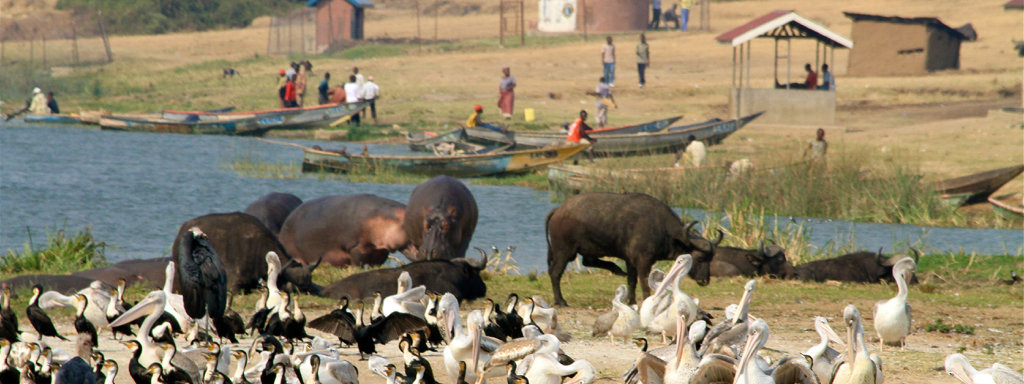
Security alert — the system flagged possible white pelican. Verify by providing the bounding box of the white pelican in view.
[440,293,482,384]
[832,305,883,384]
[162,261,194,333]
[804,317,845,383]
[592,284,640,344]
[37,280,110,331]
[383,275,427,318]
[521,297,571,342]
[265,252,286,312]
[639,268,669,328]
[873,258,915,351]
[477,331,559,382]
[699,280,756,357]
[519,353,596,384]
[109,290,167,368]
[646,255,699,343]
[945,353,1024,384]
[662,304,700,384]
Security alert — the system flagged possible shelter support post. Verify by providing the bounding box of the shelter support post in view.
[745,41,751,89]
[786,37,791,89]
[773,39,778,86]
[732,46,736,88]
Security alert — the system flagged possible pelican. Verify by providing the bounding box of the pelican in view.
[265,252,286,312]
[638,268,669,328]
[945,353,1024,384]
[162,261,193,334]
[110,290,169,369]
[476,325,558,381]
[726,318,817,384]
[519,354,596,384]
[804,317,844,382]
[176,227,228,333]
[300,353,359,384]
[646,255,699,343]
[27,285,69,341]
[831,305,883,384]
[873,258,915,351]
[699,280,756,357]
[440,294,494,384]
[38,280,111,331]
[592,285,640,344]
[662,303,701,384]
[383,273,427,318]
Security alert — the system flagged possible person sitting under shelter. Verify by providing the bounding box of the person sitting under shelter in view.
[817,64,834,91]
[466,105,503,131]
[775,63,818,90]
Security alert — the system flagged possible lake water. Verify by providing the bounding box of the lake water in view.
[1,123,1020,273]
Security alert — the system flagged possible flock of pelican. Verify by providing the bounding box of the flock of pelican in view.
[0,249,1019,384]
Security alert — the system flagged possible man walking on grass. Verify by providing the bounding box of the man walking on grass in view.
[637,34,650,88]
[601,36,616,87]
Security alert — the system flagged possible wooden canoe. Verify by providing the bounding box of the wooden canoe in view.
[160,106,236,120]
[511,111,763,156]
[934,165,1024,206]
[161,103,366,130]
[302,143,590,178]
[407,128,468,152]
[24,114,83,124]
[461,115,683,148]
[989,196,1024,219]
[99,113,290,136]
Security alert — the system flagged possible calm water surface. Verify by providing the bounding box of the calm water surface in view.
[1,124,1020,273]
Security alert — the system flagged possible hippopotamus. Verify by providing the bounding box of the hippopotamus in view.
[243,192,303,236]
[1,275,108,294]
[403,176,479,261]
[72,266,148,288]
[111,258,171,288]
[278,194,413,267]
[170,213,322,294]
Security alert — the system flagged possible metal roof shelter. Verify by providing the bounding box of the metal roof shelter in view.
[715,10,852,90]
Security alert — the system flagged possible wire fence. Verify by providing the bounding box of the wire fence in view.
[0,11,114,69]
[267,8,319,56]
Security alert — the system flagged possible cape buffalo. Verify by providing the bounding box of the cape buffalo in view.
[243,192,303,236]
[403,176,479,261]
[171,213,321,294]
[789,248,920,284]
[321,251,488,302]
[278,194,412,267]
[710,241,791,279]
[545,193,723,306]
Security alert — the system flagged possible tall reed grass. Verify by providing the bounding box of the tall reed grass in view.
[1,225,108,274]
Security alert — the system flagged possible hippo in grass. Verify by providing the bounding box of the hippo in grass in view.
[171,212,322,294]
[403,176,479,261]
[243,192,303,236]
[278,194,414,267]
[545,192,723,306]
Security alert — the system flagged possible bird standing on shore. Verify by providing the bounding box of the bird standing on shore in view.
[27,284,69,342]
[592,285,639,344]
[873,257,915,351]
[176,227,228,338]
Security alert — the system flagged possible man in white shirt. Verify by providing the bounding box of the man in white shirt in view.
[674,134,706,167]
[601,36,616,87]
[362,76,381,124]
[344,75,362,125]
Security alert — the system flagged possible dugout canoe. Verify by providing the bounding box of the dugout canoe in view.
[301,143,590,178]
[407,128,469,152]
[161,103,367,129]
[989,196,1024,219]
[160,106,236,120]
[934,164,1024,206]
[512,111,763,156]
[461,115,683,148]
[99,113,290,136]
[24,114,83,124]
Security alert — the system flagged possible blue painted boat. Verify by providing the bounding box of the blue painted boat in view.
[301,143,590,177]
[24,114,83,124]
[161,103,366,130]
[99,113,291,136]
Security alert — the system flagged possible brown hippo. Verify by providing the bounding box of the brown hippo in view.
[403,176,479,261]
[278,194,413,267]
[243,192,303,236]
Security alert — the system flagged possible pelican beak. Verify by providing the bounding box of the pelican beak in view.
[652,257,686,298]
[949,362,972,383]
[821,320,845,346]
[736,328,761,377]
[470,318,482,373]
[564,371,587,384]
[110,293,161,328]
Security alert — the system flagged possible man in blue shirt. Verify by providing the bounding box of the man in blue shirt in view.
[318,72,331,104]
[818,64,835,91]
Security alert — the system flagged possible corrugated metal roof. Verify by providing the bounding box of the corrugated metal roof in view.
[307,0,375,8]
[715,10,853,48]
[843,12,966,40]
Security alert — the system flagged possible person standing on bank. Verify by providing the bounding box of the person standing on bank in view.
[362,76,381,124]
[296,61,311,106]
[650,0,662,29]
[344,75,362,126]
[283,74,299,108]
[354,67,366,118]
[601,36,616,87]
[679,0,691,31]
[818,64,835,91]
[588,77,616,128]
[804,128,828,161]
[636,34,650,88]
[498,67,516,120]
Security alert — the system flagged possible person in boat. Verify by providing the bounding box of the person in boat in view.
[46,92,59,114]
[466,105,503,132]
[803,128,828,161]
[567,109,597,164]
[674,134,705,167]
[29,87,49,115]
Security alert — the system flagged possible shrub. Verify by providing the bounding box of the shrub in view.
[0,225,108,274]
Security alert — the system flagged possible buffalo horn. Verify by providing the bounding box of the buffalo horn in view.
[305,256,322,272]
[759,240,767,258]
[681,221,698,244]
[909,247,921,263]
[712,229,725,247]
[282,257,299,269]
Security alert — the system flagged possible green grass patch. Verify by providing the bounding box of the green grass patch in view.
[0,224,108,274]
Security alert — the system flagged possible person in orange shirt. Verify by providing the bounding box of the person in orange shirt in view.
[567,110,597,163]
[803,63,817,90]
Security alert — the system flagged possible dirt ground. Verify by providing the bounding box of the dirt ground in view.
[38,283,1023,384]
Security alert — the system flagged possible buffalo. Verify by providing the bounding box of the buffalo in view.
[403,176,479,261]
[710,241,791,279]
[243,192,303,236]
[545,192,723,306]
[788,248,920,284]
[171,212,322,294]
[321,250,488,302]
[71,266,148,288]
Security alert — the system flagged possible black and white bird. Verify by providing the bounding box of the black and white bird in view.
[176,227,228,336]
[28,284,69,341]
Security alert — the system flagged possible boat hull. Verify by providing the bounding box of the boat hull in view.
[99,114,288,136]
[24,114,83,124]
[302,144,589,178]
[161,103,367,130]
[407,128,468,152]
[934,165,1024,206]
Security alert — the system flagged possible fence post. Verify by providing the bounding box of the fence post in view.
[42,35,46,68]
[434,0,438,41]
[72,21,80,67]
[416,0,421,52]
[582,0,587,42]
[301,12,306,53]
[499,1,504,46]
[30,35,34,66]
[267,16,273,56]
[98,11,114,63]
[288,13,294,56]
[519,0,524,46]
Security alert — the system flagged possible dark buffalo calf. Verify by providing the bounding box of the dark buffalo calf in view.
[171,213,321,294]
[322,256,487,302]
[243,192,303,236]
[403,176,479,261]
[710,242,791,279]
[545,193,723,306]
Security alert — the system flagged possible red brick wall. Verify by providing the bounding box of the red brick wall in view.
[317,0,354,51]
[579,0,648,33]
